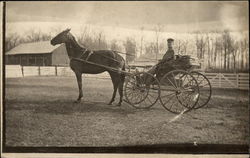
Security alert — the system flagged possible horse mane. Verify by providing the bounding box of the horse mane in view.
[67,33,85,50]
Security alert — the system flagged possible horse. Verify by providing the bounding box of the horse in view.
[50,28,126,106]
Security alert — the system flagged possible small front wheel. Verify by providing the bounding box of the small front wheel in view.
[124,72,160,109]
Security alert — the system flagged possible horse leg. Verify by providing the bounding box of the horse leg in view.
[117,73,125,106]
[108,73,119,105]
[74,72,83,103]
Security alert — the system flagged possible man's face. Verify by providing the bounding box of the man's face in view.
[168,41,174,48]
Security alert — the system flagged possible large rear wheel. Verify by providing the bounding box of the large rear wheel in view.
[159,70,200,114]
[189,71,212,109]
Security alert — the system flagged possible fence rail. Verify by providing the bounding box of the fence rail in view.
[5,65,249,90]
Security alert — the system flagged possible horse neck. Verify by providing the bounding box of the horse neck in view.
[65,34,86,58]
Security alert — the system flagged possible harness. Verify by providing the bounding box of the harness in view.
[79,48,94,61]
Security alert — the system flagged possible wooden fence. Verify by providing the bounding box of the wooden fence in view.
[5,65,249,90]
[203,73,249,90]
[6,65,109,79]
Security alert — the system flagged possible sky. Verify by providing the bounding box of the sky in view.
[6,1,249,32]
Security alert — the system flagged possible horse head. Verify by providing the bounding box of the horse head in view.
[51,28,71,46]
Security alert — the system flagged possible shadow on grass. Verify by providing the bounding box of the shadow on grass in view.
[5,99,137,115]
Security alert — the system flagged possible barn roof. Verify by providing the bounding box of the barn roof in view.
[6,41,61,55]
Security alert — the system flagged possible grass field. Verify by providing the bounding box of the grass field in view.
[5,76,249,146]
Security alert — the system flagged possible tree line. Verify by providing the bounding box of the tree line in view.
[5,27,249,72]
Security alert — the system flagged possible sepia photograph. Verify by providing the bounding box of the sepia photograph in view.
[1,1,249,155]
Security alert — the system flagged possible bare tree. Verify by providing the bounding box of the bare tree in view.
[139,26,144,57]
[174,39,182,55]
[77,26,89,47]
[5,33,20,51]
[239,37,249,70]
[145,42,156,55]
[154,24,163,61]
[110,39,121,51]
[175,39,189,55]
[230,40,239,72]
[26,29,41,42]
[195,33,206,60]
[123,37,137,63]
[222,30,231,70]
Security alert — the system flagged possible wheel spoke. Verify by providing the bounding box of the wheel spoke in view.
[163,93,176,106]
[199,83,209,88]
[198,78,206,85]
[167,77,177,89]
[146,96,153,105]
[168,101,174,110]
[161,92,176,98]
[172,72,178,88]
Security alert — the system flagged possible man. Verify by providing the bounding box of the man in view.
[161,38,175,63]
[147,38,175,75]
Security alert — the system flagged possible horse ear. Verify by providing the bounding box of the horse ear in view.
[65,28,71,32]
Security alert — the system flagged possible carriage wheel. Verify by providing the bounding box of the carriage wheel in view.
[124,72,160,109]
[190,71,212,109]
[159,70,199,114]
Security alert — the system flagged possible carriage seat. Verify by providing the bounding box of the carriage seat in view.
[157,55,192,73]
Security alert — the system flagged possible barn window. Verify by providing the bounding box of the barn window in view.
[14,56,19,64]
[21,56,28,66]
[36,57,44,66]
[29,57,36,66]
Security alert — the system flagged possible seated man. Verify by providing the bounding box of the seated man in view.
[148,38,175,75]
[160,38,175,64]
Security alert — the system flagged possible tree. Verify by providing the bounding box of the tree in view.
[154,24,163,61]
[5,33,20,51]
[174,39,189,55]
[230,40,239,72]
[195,33,206,60]
[222,30,232,70]
[139,26,144,57]
[145,42,156,55]
[96,31,108,50]
[123,38,136,63]
[77,27,95,49]
[239,37,249,70]
[23,29,51,43]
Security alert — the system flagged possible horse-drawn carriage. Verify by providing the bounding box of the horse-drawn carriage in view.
[124,55,212,114]
[51,29,212,115]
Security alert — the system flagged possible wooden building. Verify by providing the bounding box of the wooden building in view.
[5,41,69,66]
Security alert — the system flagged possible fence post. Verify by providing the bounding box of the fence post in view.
[219,73,221,88]
[38,66,41,76]
[21,66,24,77]
[55,66,57,76]
[236,73,239,89]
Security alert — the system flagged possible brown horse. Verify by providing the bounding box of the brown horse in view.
[51,29,126,106]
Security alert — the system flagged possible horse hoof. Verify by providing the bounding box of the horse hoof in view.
[108,101,114,105]
[116,103,122,107]
[74,100,81,104]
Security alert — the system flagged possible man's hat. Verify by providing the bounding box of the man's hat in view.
[167,38,174,43]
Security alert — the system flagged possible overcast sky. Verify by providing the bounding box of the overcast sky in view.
[6,1,249,32]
